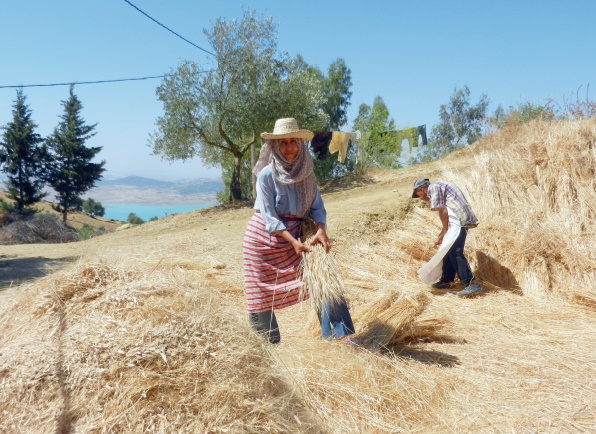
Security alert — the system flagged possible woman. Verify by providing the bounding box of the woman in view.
[243,118,355,344]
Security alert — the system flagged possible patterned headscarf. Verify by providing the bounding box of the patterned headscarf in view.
[253,139,316,218]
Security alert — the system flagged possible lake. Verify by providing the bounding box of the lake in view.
[103,203,213,222]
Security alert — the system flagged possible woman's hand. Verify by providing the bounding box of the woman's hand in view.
[292,239,310,256]
[310,227,331,253]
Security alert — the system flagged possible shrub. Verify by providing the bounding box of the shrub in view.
[82,198,105,217]
[77,223,106,240]
[127,213,144,225]
[0,212,77,244]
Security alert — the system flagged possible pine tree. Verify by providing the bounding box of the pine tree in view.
[0,88,48,210]
[45,85,105,222]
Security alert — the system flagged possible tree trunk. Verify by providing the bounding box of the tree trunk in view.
[229,154,243,201]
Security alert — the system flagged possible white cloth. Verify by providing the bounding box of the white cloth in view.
[417,207,461,285]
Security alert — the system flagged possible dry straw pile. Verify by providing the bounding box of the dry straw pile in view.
[392,119,596,308]
[0,259,322,433]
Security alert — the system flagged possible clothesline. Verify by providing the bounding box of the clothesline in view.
[309,125,427,163]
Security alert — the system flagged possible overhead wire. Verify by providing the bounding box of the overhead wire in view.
[122,0,215,56]
[1,2,216,89]
[0,70,213,89]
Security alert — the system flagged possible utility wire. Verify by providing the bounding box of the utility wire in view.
[123,0,215,57]
[0,75,165,89]
[0,70,213,89]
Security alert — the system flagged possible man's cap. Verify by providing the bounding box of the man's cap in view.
[412,178,430,198]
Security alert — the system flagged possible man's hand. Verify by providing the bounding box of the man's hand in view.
[434,230,447,246]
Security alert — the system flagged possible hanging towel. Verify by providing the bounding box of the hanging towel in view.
[329,132,351,163]
[417,207,461,285]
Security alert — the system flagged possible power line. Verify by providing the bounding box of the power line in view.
[0,75,166,89]
[0,70,213,89]
[123,0,215,57]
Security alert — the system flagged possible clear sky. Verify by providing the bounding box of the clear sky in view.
[1,0,594,181]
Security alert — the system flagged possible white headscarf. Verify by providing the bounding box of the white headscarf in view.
[253,139,316,218]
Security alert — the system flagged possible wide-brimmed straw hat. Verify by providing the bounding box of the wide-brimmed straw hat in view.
[260,118,314,141]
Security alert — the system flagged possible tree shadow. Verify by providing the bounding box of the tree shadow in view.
[55,290,74,434]
[0,256,76,290]
[473,251,522,295]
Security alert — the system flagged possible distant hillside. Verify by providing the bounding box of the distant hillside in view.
[98,176,224,195]
[83,176,224,205]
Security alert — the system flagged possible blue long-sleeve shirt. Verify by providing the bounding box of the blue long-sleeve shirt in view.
[254,165,326,233]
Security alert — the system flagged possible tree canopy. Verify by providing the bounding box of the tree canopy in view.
[352,96,399,168]
[45,85,105,222]
[0,89,48,210]
[431,86,489,151]
[150,10,350,201]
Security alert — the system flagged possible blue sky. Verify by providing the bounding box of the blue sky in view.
[1,0,594,181]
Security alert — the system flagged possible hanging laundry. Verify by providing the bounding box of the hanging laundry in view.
[310,132,333,160]
[418,124,428,146]
[329,132,351,163]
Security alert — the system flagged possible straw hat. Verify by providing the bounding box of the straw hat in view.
[260,118,314,141]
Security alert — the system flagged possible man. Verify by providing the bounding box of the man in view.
[412,177,482,297]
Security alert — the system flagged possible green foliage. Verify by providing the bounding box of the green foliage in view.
[322,58,353,130]
[81,197,105,217]
[0,198,17,214]
[352,97,400,169]
[0,88,49,210]
[149,216,158,222]
[490,100,555,129]
[417,86,489,162]
[127,213,144,225]
[433,86,489,148]
[150,9,328,202]
[312,142,357,183]
[76,223,106,240]
[44,85,105,222]
[32,211,58,222]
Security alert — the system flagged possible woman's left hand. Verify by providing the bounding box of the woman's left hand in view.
[310,228,330,253]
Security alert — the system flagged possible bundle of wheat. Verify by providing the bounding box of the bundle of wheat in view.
[299,235,347,316]
[355,290,432,349]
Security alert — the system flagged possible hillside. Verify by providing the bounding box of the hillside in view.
[82,176,223,206]
[0,119,595,433]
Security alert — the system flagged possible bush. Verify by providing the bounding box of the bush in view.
[77,223,106,240]
[0,212,77,244]
[127,213,144,225]
[82,198,105,217]
[149,216,159,222]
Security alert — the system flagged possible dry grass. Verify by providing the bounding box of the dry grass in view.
[0,258,323,433]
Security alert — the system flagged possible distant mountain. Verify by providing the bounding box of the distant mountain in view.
[97,176,224,195]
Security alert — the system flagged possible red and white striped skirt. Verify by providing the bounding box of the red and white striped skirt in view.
[242,213,307,313]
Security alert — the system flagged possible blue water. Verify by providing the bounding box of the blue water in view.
[102,203,212,222]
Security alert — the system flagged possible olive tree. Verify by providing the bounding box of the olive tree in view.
[150,10,327,201]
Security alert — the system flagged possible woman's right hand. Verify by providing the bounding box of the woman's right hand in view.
[292,239,310,256]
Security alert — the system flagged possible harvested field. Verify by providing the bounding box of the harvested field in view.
[1,119,595,433]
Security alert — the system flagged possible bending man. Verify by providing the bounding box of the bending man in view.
[412,178,482,297]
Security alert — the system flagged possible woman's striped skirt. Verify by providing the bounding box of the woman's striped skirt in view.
[242,213,307,313]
